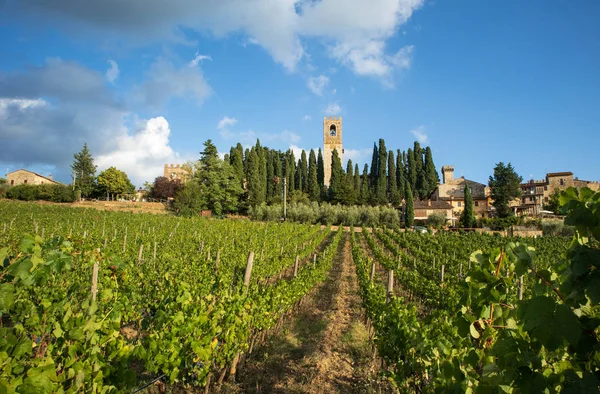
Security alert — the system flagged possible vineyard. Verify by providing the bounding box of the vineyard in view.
[0,187,598,393]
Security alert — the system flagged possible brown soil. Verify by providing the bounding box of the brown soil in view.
[226,234,392,394]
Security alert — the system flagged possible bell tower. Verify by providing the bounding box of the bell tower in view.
[323,116,343,186]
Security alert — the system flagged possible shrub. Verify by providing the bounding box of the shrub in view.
[427,213,447,228]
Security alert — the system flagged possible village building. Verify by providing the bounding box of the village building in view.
[163,164,193,183]
[323,116,343,186]
[6,169,61,186]
[413,200,455,225]
[516,172,599,215]
[430,165,492,218]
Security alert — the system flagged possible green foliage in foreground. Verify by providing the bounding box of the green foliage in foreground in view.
[354,186,600,392]
[5,184,75,202]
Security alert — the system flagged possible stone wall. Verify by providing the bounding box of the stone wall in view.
[7,170,59,186]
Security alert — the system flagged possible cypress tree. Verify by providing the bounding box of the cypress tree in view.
[266,150,274,199]
[307,149,319,201]
[388,150,401,206]
[369,142,378,191]
[353,163,361,203]
[295,158,303,193]
[258,145,267,203]
[407,148,417,198]
[273,152,283,201]
[342,159,356,205]
[396,149,405,202]
[460,183,476,228]
[246,149,263,207]
[328,149,344,203]
[423,147,439,195]
[300,150,308,193]
[286,150,296,191]
[359,164,370,205]
[405,183,414,228]
[229,144,244,187]
[375,139,388,204]
[317,148,325,188]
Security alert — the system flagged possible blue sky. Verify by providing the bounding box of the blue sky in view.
[1,0,598,187]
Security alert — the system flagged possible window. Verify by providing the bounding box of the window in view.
[458,201,462,207]
[545,197,549,202]
[560,178,564,186]
[24,179,27,184]
[544,185,548,191]
[529,197,533,202]
[10,180,14,185]
[475,201,479,207]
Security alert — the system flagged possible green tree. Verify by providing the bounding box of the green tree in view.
[0,178,6,185]
[407,148,417,197]
[285,150,296,192]
[71,143,97,197]
[375,139,388,204]
[174,182,203,217]
[359,164,370,205]
[300,150,308,193]
[96,167,135,200]
[246,149,264,207]
[396,149,405,202]
[543,188,561,214]
[488,162,523,218]
[317,148,325,189]
[353,163,361,204]
[272,152,283,203]
[405,183,414,227]
[423,147,439,195]
[369,143,378,202]
[460,183,476,228]
[229,143,244,187]
[339,159,355,205]
[388,150,401,206]
[307,150,319,201]
[328,149,344,203]
[194,139,243,214]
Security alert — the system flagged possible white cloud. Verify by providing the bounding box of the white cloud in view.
[410,125,429,144]
[344,148,372,166]
[133,56,211,108]
[12,0,424,81]
[106,60,119,83]
[307,75,329,96]
[324,102,342,115]
[0,98,47,119]
[331,88,337,95]
[95,116,188,186]
[302,114,312,121]
[217,116,238,130]
[189,52,212,67]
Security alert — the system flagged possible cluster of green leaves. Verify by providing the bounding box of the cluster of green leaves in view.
[0,201,341,392]
[352,187,598,392]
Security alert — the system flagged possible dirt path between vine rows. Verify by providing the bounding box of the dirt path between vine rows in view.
[226,233,391,394]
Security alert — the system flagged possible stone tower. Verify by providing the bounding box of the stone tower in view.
[441,165,454,184]
[323,116,343,186]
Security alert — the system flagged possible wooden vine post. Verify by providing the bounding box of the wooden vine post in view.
[369,261,376,282]
[293,255,300,278]
[91,262,99,301]
[243,252,255,287]
[441,264,445,283]
[518,276,524,300]
[138,244,144,264]
[386,269,394,304]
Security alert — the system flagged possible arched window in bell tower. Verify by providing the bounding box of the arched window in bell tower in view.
[329,124,337,137]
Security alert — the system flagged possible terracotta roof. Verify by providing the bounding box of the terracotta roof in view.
[414,200,452,209]
[7,169,61,184]
[546,172,573,177]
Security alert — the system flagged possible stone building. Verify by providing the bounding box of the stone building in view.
[163,164,193,183]
[413,200,454,225]
[323,116,343,186]
[6,169,61,186]
[517,172,599,215]
[431,165,492,218]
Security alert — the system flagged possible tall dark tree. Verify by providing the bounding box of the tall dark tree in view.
[396,149,405,202]
[388,150,401,205]
[317,148,325,189]
[423,146,439,193]
[340,159,356,205]
[405,183,414,228]
[246,149,264,207]
[194,139,243,214]
[488,162,523,218]
[272,152,283,202]
[307,149,319,201]
[407,148,417,197]
[353,163,361,204]
[71,143,97,197]
[375,139,388,204]
[229,143,245,187]
[369,142,379,191]
[359,164,370,205]
[460,183,476,228]
[300,150,308,193]
[266,150,275,199]
[295,158,303,193]
[150,176,182,200]
[328,149,344,203]
[285,150,296,192]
